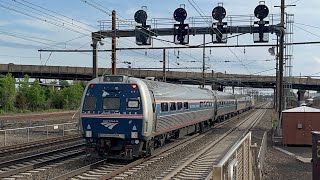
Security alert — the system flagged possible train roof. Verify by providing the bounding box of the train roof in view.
[88,75,214,101]
[139,78,214,101]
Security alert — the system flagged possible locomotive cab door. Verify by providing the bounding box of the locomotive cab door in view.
[214,94,218,122]
[149,90,157,132]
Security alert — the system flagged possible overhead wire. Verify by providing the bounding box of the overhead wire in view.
[295,22,320,30]
[80,0,205,73]
[293,24,320,39]
[0,0,119,63]
[2,0,276,86]
[187,0,252,75]
[1,0,135,51]
[187,0,273,88]
[82,0,215,68]
[9,0,197,70]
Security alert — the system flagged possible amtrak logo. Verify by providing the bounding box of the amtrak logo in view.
[101,120,119,129]
[102,90,110,97]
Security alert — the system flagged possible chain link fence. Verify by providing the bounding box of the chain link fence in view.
[0,122,79,146]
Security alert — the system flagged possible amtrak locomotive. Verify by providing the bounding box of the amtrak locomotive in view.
[79,75,253,159]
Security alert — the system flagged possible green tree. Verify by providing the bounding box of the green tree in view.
[59,80,69,86]
[15,93,27,110]
[61,82,84,109]
[0,74,16,112]
[26,80,46,111]
[16,75,30,110]
[44,86,56,109]
[51,90,64,109]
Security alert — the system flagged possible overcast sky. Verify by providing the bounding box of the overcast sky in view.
[0,0,319,79]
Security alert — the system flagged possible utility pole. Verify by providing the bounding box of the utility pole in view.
[92,39,98,78]
[112,10,117,75]
[278,0,285,120]
[202,34,206,88]
[276,36,279,112]
[163,49,166,82]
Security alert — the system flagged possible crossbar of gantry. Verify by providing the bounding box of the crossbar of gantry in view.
[92,25,278,38]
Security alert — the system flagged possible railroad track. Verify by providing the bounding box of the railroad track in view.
[155,103,269,180]
[50,108,255,180]
[0,143,85,179]
[0,134,82,156]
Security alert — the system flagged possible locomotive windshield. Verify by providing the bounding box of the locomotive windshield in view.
[103,97,121,110]
[83,96,97,111]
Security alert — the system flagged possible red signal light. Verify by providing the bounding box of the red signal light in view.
[90,84,94,89]
[132,84,137,89]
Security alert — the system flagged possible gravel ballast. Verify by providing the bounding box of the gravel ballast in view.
[123,110,256,180]
[256,109,313,180]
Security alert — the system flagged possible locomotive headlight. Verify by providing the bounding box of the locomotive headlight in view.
[127,100,139,108]
[86,131,92,138]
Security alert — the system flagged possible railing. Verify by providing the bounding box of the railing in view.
[257,131,268,178]
[210,132,253,180]
[0,122,79,146]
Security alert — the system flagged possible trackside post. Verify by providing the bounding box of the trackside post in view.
[312,131,320,180]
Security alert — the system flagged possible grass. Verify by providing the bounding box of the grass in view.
[0,108,75,116]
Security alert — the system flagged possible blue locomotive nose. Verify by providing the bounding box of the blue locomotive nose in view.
[81,114,143,139]
[81,83,143,140]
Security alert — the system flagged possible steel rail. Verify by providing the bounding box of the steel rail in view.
[0,143,85,178]
[50,104,260,180]
[0,134,81,154]
[160,103,268,179]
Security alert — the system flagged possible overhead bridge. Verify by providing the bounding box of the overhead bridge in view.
[0,63,320,91]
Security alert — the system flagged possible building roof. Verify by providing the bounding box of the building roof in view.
[283,106,320,113]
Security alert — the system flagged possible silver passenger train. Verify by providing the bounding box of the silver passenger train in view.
[79,75,254,159]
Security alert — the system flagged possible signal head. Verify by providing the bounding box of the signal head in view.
[134,10,148,24]
[173,8,187,23]
[254,4,269,20]
[212,6,226,21]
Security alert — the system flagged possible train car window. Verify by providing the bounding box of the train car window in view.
[103,97,121,110]
[184,102,189,109]
[177,102,183,110]
[200,102,203,108]
[161,103,168,112]
[83,96,97,111]
[127,99,140,109]
[170,102,176,111]
[103,76,124,82]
